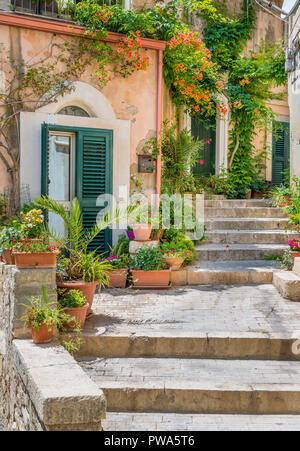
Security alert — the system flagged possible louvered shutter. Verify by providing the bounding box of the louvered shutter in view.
[272,122,290,186]
[41,123,50,196]
[191,117,216,177]
[76,129,113,254]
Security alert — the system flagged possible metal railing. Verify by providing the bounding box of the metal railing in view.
[11,0,125,19]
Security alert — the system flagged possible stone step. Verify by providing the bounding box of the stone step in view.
[103,412,300,431]
[171,260,280,286]
[196,244,288,261]
[205,218,290,231]
[273,270,300,302]
[205,207,286,219]
[204,199,272,208]
[79,357,300,414]
[206,230,299,245]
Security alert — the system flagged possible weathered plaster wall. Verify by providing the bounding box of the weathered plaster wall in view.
[288,1,300,179]
[0,24,158,195]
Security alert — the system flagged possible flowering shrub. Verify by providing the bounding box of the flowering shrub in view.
[288,239,300,252]
[130,246,166,271]
[20,209,45,239]
[12,238,57,253]
[105,252,129,269]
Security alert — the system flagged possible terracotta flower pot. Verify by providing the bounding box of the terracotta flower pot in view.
[132,224,152,241]
[108,269,128,288]
[291,251,300,262]
[253,192,263,199]
[151,230,164,241]
[14,251,58,268]
[131,269,171,287]
[57,280,99,314]
[63,304,89,330]
[31,322,53,344]
[246,191,252,199]
[163,256,184,271]
[2,248,15,265]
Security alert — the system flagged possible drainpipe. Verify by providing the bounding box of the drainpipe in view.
[155,49,163,208]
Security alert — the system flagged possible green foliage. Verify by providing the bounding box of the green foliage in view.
[0,220,22,254]
[59,289,87,309]
[107,234,131,268]
[161,229,196,266]
[35,196,115,283]
[130,246,165,271]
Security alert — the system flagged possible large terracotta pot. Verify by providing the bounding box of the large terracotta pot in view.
[14,251,58,268]
[2,248,15,265]
[31,322,53,344]
[163,256,184,271]
[57,280,99,314]
[291,251,300,262]
[132,224,152,241]
[63,304,88,330]
[108,269,128,288]
[131,269,171,287]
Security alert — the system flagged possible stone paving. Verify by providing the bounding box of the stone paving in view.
[102,412,300,431]
[86,284,300,339]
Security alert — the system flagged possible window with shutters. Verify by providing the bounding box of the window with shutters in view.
[272,121,290,186]
[41,124,113,253]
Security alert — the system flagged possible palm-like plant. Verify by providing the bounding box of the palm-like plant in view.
[34,196,120,282]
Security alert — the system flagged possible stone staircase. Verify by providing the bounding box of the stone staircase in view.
[76,199,300,431]
[78,284,300,431]
[172,199,299,286]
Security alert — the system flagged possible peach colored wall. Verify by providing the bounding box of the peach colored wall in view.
[0,24,158,195]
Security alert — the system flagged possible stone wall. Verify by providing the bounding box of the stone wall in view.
[0,263,106,431]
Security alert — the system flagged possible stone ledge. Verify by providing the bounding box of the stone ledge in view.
[13,339,106,430]
[273,270,300,302]
[293,258,300,277]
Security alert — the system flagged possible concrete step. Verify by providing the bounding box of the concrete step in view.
[103,412,300,431]
[204,199,272,208]
[79,357,300,414]
[206,230,299,245]
[196,244,288,261]
[205,207,286,219]
[205,218,290,231]
[171,260,280,286]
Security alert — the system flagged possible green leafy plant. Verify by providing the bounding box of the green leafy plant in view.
[59,289,87,309]
[0,220,22,254]
[12,238,57,253]
[35,196,117,283]
[130,246,166,271]
[161,229,196,266]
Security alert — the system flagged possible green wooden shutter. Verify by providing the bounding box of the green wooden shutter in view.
[41,123,50,196]
[192,117,216,177]
[272,122,290,186]
[76,129,113,254]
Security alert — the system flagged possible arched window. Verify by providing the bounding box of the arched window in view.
[57,106,90,117]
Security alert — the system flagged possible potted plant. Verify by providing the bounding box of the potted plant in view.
[272,185,292,208]
[160,241,185,271]
[35,196,117,313]
[126,226,135,241]
[58,289,89,329]
[288,239,300,262]
[251,179,271,199]
[130,245,170,287]
[12,238,58,268]
[129,204,152,241]
[20,287,66,344]
[0,220,22,264]
[161,229,197,267]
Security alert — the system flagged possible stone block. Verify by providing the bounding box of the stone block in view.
[293,258,300,277]
[13,340,106,430]
[273,270,300,302]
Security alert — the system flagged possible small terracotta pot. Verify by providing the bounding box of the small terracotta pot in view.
[31,322,53,344]
[63,304,88,330]
[253,192,263,199]
[14,251,58,268]
[108,269,128,288]
[132,224,152,241]
[57,280,99,314]
[291,251,300,262]
[246,191,252,199]
[2,248,15,265]
[151,230,164,241]
[131,269,171,287]
[280,196,291,207]
[163,256,184,271]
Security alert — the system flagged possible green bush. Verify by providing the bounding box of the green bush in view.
[59,289,87,309]
[130,246,165,271]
